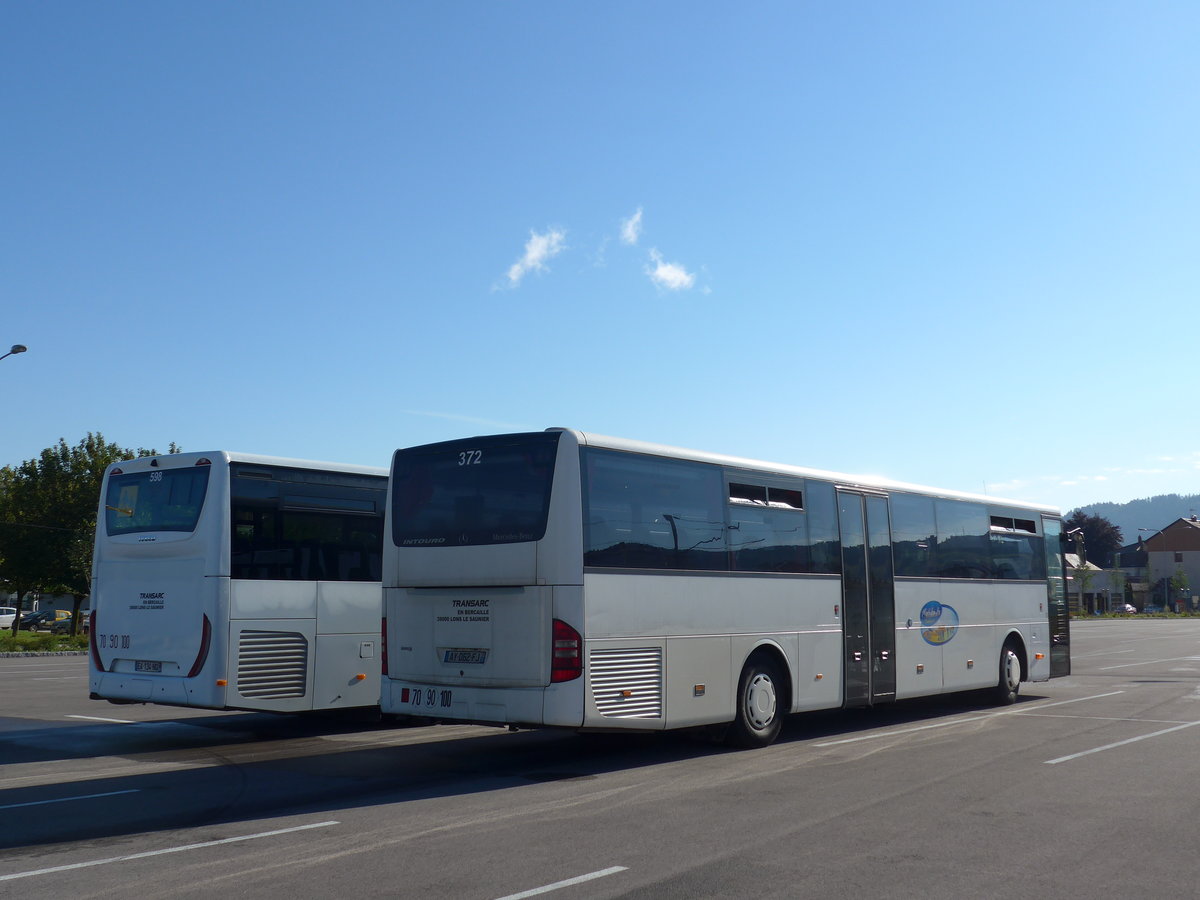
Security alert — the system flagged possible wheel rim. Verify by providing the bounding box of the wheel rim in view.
[744,672,777,731]
[1002,650,1021,692]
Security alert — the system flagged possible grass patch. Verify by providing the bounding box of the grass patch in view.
[0,631,88,653]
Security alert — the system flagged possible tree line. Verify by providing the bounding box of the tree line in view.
[1064,510,1124,567]
[0,433,179,634]
[2,436,1128,636]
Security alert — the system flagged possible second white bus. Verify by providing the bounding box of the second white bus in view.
[90,451,388,713]
[381,429,1070,747]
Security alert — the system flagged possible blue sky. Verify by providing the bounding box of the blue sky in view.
[3,2,1198,515]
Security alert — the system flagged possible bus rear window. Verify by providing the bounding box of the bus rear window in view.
[391,432,559,547]
[105,467,211,535]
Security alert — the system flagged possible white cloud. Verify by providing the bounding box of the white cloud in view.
[986,478,1032,495]
[506,228,566,287]
[645,248,695,291]
[620,207,643,246]
[590,235,611,269]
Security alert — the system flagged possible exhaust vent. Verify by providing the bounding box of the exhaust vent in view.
[237,630,308,699]
[589,647,663,718]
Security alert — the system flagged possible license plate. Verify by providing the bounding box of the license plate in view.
[402,686,453,710]
[134,660,162,673]
[443,648,487,665]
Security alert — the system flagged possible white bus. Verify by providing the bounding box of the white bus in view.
[90,451,388,714]
[380,429,1070,747]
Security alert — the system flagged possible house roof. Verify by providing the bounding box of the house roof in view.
[1141,517,1200,552]
[1066,553,1103,571]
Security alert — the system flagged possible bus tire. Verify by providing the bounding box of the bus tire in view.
[993,641,1022,705]
[727,656,784,748]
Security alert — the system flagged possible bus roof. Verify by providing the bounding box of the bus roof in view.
[106,451,387,478]
[556,428,1061,516]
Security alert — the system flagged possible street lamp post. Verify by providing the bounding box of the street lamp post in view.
[0,344,28,362]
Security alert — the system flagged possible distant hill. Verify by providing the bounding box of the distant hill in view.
[1070,494,1200,546]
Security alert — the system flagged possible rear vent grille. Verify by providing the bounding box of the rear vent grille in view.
[237,630,308,699]
[590,647,663,718]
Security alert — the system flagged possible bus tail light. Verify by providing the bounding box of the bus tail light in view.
[551,618,582,683]
[187,614,213,678]
[89,610,104,672]
[381,617,389,677]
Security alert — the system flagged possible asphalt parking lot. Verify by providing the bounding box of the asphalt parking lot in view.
[3,619,1200,899]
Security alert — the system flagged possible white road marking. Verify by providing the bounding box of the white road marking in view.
[813,692,1124,747]
[0,820,339,882]
[0,790,139,810]
[1100,656,1200,670]
[65,714,134,724]
[1016,714,1191,725]
[814,714,995,746]
[1045,721,1200,765]
[494,867,628,900]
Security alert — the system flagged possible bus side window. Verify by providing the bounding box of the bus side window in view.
[891,493,936,577]
[583,449,727,571]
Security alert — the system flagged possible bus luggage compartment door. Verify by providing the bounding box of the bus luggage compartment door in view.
[392,586,551,687]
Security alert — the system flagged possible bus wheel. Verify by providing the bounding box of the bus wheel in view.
[993,641,1022,705]
[727,657,783,748]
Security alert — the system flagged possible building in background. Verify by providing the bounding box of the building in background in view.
[1139,517,1200,612]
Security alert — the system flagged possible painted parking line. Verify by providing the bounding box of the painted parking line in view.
[813,692,1125,748]
[0,789,139,811]
[495,866,629,900]
[65,714,135,724]
[1044,720,1200,765]
[0,821,339,882]
[1099,656,1200,670]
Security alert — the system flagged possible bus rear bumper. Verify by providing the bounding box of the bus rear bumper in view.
[382,677,561,726]
[91,672,216,708]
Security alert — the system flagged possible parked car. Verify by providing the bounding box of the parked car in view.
[0,607,15,629]
[1114,603,1137,614]
[50,614,89,635]
[21,609,70,632]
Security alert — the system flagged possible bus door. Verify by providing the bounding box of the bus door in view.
[838,491,897,707]
[1044,516,1070,676]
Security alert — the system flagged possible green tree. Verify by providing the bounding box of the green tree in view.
[1109,567,1128,607]
[0,434,180,634]
[1073,559,1097,614]
[1170,566,1191,613]
[1064,510,1124,567]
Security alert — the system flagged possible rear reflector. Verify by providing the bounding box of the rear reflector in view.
[381,617,389,677]
[187,614,213,678]
[89,610,103,672]
[551,618,582,683]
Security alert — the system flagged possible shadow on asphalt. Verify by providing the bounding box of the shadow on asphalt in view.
[0,688,1049,852]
